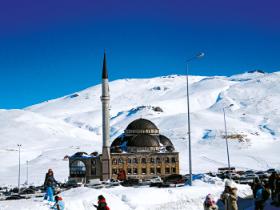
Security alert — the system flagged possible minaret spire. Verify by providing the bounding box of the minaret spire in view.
[100,50,112,180]
[102,50,108,79]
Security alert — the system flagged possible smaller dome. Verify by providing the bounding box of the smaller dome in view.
[127,134,160,147]
[159,135,174,147]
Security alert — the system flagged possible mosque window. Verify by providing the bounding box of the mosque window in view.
[165,157,170,163]
[165,167,170,174]
[156,167,161,174]
[133,158,138,164]
[127,168,132,174]
[133,168,138,174]
[118,158,123,164]
[156,157,161,163]
[112,158,117,165]
[142,168,147,174]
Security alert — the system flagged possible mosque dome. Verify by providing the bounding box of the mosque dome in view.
[125,119,159,135]
[127,134,160,147]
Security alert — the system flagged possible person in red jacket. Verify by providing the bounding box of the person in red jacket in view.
[94,195,110,210]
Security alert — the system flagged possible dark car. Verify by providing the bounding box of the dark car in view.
[121,178,139,187]
[267,168,276,174]
[6,194,25,200]
[162,174,186,187]
[20,188,36,195]
[61,179,80,189]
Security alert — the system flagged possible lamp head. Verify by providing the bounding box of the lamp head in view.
[196,52,205,58]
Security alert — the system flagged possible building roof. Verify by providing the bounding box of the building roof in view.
[125,118,159,133]
[159,135,174,147]
[127,134,160,147]
[102,51,108,79]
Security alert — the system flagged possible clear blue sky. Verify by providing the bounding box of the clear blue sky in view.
[0,0,279,109]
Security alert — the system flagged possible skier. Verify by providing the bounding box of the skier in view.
[93,195,110,210]
[203,194,218,210]
[44,169,59,202]
[220,179,238,210]
[51,195,65,210]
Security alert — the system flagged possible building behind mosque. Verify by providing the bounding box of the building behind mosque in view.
[69,53,180,182]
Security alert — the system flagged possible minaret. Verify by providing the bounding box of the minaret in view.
[101,51,112,180]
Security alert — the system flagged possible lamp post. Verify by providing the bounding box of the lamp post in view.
[186,52,204,186]
[223,104,233,177]
[26,160,29,186]
[17,144,22,193]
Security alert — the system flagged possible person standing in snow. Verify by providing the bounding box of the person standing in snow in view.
[254,182,271,210]
[44,169,59,202]
[275,174,280,206]
[251,177,263,199]
[51,195,65,210]
[203,194,218,210]
[220,179,238,210]
[269,171,277,204]
[93,195,110,210]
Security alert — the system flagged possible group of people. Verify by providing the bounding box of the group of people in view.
[43,169,110,210]
[203,171,280,210]
[203,179,238,210]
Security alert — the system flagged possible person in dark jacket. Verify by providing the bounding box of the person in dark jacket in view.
[43,169,58,202]
[94,195,110,210]
[275,174,280,207]
[269,172,277,204]
[252,178,263,199]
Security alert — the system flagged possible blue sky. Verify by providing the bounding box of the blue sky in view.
[0,0,279,109]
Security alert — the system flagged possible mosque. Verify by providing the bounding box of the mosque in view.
[69,53,180,182]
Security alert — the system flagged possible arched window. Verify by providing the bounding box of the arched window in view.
[150,157,155,163]
[112,158,117,165]
[70,160,86,176]
[133,158,138,164]
[141,158,146,164]
[127,158,132,164]
[118,158,123,164]
[156,157,161,163]
[165,157,170,163]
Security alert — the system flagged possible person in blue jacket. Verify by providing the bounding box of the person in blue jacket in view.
[43,169,59,202]
[51,195,65,210]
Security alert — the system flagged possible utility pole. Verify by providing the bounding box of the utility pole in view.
[26,160,29,186]
[17,144,22,193]
[185,52,204,186]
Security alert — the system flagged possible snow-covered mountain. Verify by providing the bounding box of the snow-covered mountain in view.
[1,71,280,186]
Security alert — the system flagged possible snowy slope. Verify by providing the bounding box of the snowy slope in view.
[1,71,280,187]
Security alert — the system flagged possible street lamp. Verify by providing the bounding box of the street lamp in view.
[186,52,204,186]
[17,144,22,193]
[26,160,29,186]
[223,104,234,177]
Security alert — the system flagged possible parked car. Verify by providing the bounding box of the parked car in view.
[61,179,81,189]
[255,171,269,179]
[85,179,104,189]
[162,174,186,187]
[267,168,276,174]
[121,178,139,187]
[239,177,254,184]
